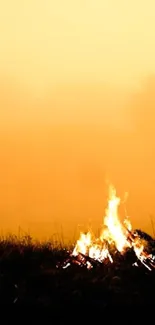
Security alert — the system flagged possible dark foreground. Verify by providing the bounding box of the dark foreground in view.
[0,235,155,322]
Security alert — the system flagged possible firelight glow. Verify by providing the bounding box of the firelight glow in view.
[0,1,155,239]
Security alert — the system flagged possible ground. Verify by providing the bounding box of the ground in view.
[0,234,155,321]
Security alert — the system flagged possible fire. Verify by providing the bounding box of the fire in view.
[71,184,155,270]
[72,232,92,257]
[101,185,131,252]
[72,232,113,264]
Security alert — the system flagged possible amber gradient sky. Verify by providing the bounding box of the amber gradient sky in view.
[0,1,155,240]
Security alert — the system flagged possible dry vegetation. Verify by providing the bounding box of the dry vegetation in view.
[0,231,155,321]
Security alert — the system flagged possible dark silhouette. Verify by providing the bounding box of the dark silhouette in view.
[0,232,154,321]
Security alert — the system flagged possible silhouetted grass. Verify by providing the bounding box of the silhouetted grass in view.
[0,232,155,321]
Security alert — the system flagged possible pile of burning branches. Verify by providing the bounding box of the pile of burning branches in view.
[57,185,155,272]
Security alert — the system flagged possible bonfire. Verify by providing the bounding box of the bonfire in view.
[60,184,155,271]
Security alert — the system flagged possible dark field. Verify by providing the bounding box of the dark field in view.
[0,232,155,322]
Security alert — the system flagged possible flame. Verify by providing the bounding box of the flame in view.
[101,185,131,252]
[72,184,154,270]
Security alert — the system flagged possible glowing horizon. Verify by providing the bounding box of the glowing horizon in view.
[0,1,155,239]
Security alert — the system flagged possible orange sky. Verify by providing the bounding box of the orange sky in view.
[0,1,155,241]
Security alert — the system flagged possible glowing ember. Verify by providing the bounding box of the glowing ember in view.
[71,184,155,271]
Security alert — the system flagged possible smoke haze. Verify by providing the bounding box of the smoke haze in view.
[0,1,155,240]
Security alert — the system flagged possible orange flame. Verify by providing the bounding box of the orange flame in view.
[72,184,154,270]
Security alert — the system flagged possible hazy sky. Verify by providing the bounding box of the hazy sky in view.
[1,0,155,91]
[0,1,155,240]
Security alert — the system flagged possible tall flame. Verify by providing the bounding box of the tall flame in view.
[72,184,154,270]
[101,185,131,252]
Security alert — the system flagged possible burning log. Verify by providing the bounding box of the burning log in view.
[58,250,108,270]
[78,252,103,267]
[57,184,155,272]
